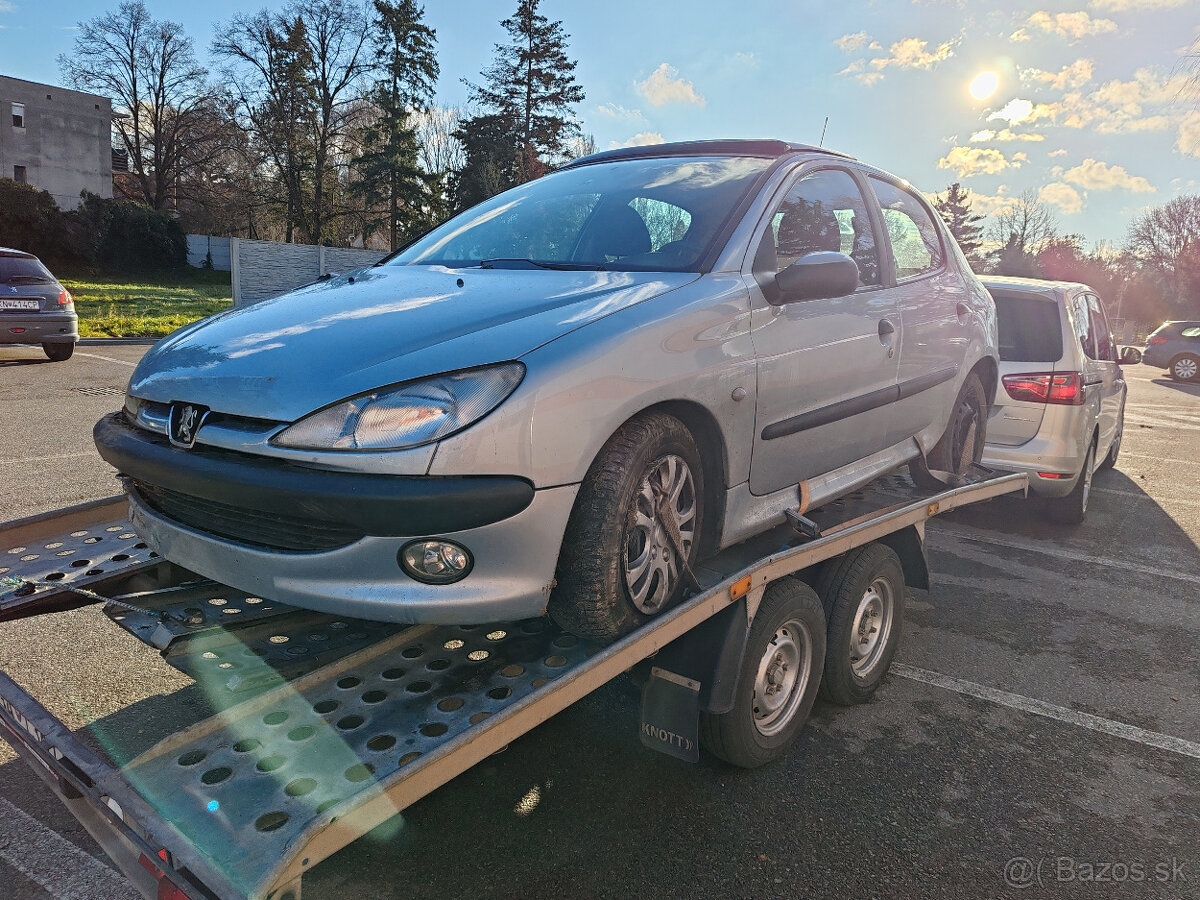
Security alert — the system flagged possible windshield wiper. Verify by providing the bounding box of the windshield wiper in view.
[479,258,605,271]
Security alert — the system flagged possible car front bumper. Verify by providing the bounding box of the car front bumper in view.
[96,412,579,624]
[0,313,78,344]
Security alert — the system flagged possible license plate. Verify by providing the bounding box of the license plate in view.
[0,299,39,311]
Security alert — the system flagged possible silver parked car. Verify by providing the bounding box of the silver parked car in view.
[981,277,1140,523]
[95,140,998,639]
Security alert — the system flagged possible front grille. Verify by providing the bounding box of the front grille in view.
[133,482,365,553]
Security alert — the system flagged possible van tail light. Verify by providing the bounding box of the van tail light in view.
[1147,336,1168,345]
[1002,372,1086,405]
[57,290,73,306]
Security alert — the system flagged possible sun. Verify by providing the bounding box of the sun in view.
[970,71,999,100]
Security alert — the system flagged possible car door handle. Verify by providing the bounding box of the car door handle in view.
[878,319,895,340]
[956,302,970,318]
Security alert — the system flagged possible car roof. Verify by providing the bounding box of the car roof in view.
[981,275,1093,301]
[562,139,855,170]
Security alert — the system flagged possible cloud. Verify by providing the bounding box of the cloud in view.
[937,146,1018,178]
[1090,0,1188,9]
[835,31,873,53]
[837,59,885,86]
[969,128,1045,142]
[958,186,1016,216]
[870,37,957,71]
[594,103,645,122]
[1061,158,1155,192]
[609,132,666,150]
[0,1,14,11]
[730,52,760,69]
[1022,59,1094,90]
[1011,11,1117,42]
[1049,148,1069,157]
[1037,182,1084,214]
[986,98,1056,125]
[1177,113,1200,157]
[636,64,705,108]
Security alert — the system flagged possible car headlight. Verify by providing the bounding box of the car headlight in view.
[271,363,525,451]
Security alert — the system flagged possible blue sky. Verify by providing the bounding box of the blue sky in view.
[2,0,1198,246]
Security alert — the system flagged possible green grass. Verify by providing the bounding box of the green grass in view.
[60,268,233,338]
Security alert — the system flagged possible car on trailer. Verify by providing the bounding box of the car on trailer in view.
[980,277,1141,523]
[94,139,998,641]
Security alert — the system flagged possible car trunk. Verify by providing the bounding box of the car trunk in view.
[986,290,1064,447]
[0,280,59,313]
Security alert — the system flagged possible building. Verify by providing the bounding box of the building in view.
[0,75,112,211]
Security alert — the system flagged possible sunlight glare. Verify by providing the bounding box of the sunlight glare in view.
[969,72,998,100]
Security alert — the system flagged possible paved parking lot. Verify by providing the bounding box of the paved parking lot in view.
[0,343,1197,899]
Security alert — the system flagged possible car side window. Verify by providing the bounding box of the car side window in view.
[1086,295,1115,361]
[869,177,945,281]
[762,168,881,287]
[1070,294,1097,360]
[1181,326,1200,338]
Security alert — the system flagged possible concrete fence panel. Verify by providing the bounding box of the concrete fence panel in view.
[230,239,387,307]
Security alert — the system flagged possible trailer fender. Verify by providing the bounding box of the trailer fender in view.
[648,599,749,715]
[877,524,929,591]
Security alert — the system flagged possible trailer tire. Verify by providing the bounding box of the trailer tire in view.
[549,412,704,642]
[815,543,905,706]
[699,577,824,768]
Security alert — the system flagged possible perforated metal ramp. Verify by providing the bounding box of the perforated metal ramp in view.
[0,496,160,619]
[120,618,591,897]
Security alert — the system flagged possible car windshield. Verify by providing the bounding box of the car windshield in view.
[0,255,54,284]
[388,155,773,272]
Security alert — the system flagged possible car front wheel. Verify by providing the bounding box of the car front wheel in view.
[549,412,704,642]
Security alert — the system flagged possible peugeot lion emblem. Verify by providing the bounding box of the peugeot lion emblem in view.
[168,402,209,448]
[8,287,16,294]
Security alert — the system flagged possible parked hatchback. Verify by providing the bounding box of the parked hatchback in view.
[0,247,77,361]
[981,277,1140,523]
[1143,320,1200,382]
[95,140,998,639]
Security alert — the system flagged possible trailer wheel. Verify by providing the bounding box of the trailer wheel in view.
[816,543,905,706]
[699,578,825,768]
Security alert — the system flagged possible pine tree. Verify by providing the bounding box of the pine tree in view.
[464,0,584,187]
[934,182,985,268]
[357,0,439,249]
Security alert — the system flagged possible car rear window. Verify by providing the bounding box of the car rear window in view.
[993,291,1064,362]
[0,254,54,283]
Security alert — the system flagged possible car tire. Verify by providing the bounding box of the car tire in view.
[698,577,825,768]
[1098,408,1123,471]
[1047,440,1095,525]
[549,412,704,642]
[42,342,74,362]
[815,543,905,706]
[1169,354,1199,382]
[908,372,987,490]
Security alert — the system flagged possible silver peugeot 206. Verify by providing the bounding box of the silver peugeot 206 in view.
[95,140,998,639]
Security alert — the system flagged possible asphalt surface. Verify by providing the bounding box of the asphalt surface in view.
[0,342,1197,899]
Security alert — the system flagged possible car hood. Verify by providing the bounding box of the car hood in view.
[130,266,697,421]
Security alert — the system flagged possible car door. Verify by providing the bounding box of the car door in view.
[866,176,970,447]
[1085,292,1122,452]
[747,165,899,496]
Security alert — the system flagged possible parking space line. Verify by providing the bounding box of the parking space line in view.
[74,352,137,368]
[0,798,140,900]
[1092,486,1200,506]
[928,526,1199,585]
[893,665,1200,762]
[1122,452,1200,466]
[4,451,97,464]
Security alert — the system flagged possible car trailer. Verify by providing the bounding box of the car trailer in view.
[0,470,1025,900]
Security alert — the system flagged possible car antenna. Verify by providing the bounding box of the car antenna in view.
[819,116,829,148]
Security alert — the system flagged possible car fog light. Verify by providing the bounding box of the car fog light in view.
[399,540,473,584]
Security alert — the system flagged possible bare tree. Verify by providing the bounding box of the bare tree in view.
[1127,194,1200,317]
[986,189,1058,276]
[59,1,217,212]
[413,105,466,179]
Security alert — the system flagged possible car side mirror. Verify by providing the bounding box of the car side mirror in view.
[1118,346,1142,365]
[773,252,860,305]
